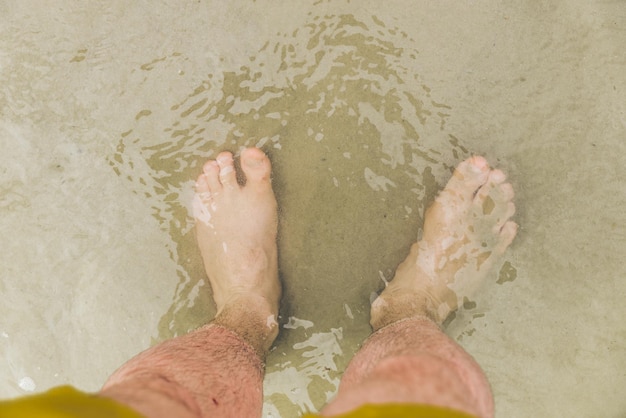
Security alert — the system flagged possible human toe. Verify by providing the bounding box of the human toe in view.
[475,181,515,222]
[241,147,272,189]
[491,201,516,233]
[193,171,216,224]
[202,159,222,192]
[492,183,516,220]
[495,221,518,253]
[216,151,237,188]
[474,169,507,203]
[195,172,211,199]
[500,182,515,201]
[446,156,491,201]
[488,169,506,184]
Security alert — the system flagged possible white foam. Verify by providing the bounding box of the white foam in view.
[18,377,36,392]
[343,303,354,319]
[283,316,314,330]
[364,167,397,192]
[264,328,343,413]
[192,193,213,227]
[378,270,389,287]
[266,315,278,329]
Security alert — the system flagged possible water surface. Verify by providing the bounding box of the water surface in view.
[1,1,625,417]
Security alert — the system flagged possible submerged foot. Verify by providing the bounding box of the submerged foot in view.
[193,147,281,350]
[371,156,518,329]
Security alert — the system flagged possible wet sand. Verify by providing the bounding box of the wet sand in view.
[1,1,625,417]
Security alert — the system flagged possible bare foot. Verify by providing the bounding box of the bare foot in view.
[371,156,518,329]
[193,148,281,351]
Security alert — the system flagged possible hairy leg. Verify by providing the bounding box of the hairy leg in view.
[323,156,517,418]
[100,148,281,418]
[100,325,264,418]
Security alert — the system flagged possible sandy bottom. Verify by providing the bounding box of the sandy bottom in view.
[1,1,625,417]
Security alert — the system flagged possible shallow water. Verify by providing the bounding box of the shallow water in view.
[1,1,625,417]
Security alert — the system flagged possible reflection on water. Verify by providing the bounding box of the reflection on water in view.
[109,12,467,414]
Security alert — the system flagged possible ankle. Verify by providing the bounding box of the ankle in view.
[370,291,455,331]
[213,294,279,358]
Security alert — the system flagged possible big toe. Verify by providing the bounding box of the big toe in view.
[241,147,272,189]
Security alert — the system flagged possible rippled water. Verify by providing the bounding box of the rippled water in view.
[3,2,624,417]
[110,14,469,329]
[106,12,480,412]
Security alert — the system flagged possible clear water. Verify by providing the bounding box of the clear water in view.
[1,1,625,417]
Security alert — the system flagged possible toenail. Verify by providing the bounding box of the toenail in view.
[243,153,264,167]
[469,159,487,172]
[217,154,233,165]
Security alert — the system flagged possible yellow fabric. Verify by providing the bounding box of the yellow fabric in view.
[303,403,478,418]
[0,386,477,418]
[0,386,143,418]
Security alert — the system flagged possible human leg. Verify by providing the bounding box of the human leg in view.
[100,148,281,418]
[322,156,517,418]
